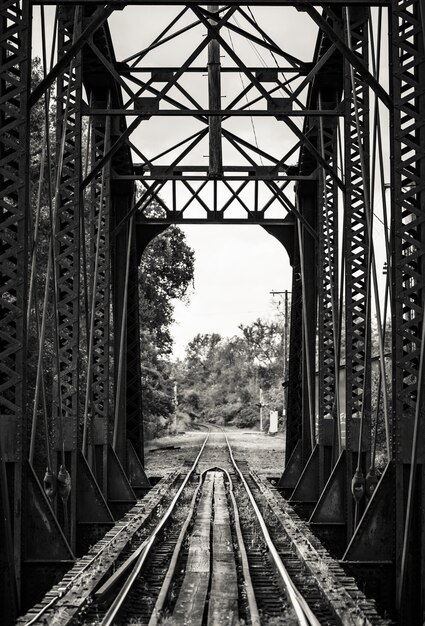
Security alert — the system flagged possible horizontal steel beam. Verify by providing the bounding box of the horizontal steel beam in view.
[136,217,297,224]
[84,107,342,117]
[133,165,291,172]
[34,1,391,6]
[117,65,311,74]
[112,174,314,181]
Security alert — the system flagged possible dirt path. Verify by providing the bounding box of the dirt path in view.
[144,427,285,479]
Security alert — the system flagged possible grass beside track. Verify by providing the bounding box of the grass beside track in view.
[145,428,285,479]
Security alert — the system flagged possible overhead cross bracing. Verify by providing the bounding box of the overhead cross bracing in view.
[1,1,425,625]
[29,2,387,230]
[56,3,344,228]
[33,1,392,5]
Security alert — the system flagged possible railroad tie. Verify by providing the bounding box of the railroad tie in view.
[172,472,214,625]
[207,472,238,626]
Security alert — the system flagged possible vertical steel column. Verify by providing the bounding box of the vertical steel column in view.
[89,104,112,490]
[125,235,144,464]
[284,247,303,463]
[317,103,339,483]
[54,7,83,549]
[108,188,139,513]
[0,1,30,619]
[391,1,425,620]
[286,181,320,511]
[298,181,317,465]
[343,8,371,535]
[112,194,132,465]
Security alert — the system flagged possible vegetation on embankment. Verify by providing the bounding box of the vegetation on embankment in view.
[171,320,286,432]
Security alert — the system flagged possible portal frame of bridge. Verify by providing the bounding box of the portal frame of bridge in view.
[1,2,425,624]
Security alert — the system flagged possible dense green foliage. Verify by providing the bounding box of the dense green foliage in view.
[172,318,287,430]
[140,226,195,355]
[140,227,195,438]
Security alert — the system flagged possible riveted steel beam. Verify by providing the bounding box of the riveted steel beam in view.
[82,107,342,117]
[52,6,83,550]
[343,8,371,454]
[304,5,391,108]
[87,102,112,480]
[125,237,144,464]
[391,0,425,620]
[317,106,339,455]
[34,0,391,6]
[284,246,303,463]
[0,0,31,616]
[343,7,371,538]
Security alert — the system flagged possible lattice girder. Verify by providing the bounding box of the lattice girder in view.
[53,7,83,450]
[343,7,371,452]
[391,0,425,460]
[317,113,339,435]
[0,0,30,454]
[89,111,112,445]
[0,1,30,616]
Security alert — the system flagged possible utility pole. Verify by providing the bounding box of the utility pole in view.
[283,290,289,419]
[270,290,291,421]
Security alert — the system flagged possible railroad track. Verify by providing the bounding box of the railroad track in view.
[19,428,388,626]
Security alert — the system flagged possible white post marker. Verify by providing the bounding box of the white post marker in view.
[269,410,278,435]
[259,388,263,431]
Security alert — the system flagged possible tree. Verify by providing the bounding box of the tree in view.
[173,318,286,429]
[140,225,195,354]
[239,319,282,366]
[185,333,222,384]
[139,226,195,437]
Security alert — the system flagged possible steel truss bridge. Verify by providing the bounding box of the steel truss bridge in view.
[0,1,424,624]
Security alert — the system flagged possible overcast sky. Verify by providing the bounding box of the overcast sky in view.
[170,224,291,358]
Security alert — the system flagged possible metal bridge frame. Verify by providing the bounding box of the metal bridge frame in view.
[0,1,425,624]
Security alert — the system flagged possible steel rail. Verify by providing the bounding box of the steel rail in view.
[23,437,211,625]
[223,467,261,626]
[147,472,206,626]
[99,432,210,626]
[224,431,322,626]
[21,466,180,626]
[33,428,321,626]
[148,466,261,626]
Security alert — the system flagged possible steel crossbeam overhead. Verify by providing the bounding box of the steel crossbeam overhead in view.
[34,0,391,5]
[44,0,348,228]
[82,107,342,115]
[1,1,425,625]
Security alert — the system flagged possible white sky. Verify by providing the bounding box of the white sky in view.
[170,224,291,358]
[31,7,391,359]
